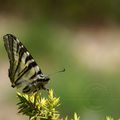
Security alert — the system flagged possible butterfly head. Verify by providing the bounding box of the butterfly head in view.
[39,73,50,82]
[44,76,50,82]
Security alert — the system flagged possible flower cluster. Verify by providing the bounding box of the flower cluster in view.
[17,89,80,120]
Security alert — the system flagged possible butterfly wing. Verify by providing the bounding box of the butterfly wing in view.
[3,34,48,91]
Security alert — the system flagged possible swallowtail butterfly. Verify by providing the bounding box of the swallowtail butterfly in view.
[3,34,50,94]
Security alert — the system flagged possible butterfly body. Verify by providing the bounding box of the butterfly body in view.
[3,34,50,94]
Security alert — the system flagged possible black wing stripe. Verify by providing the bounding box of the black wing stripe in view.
[9,35,14,62]
[4,37,14,80]
[30,70,42,79]
[29,72,36,79]
[22,86,31,93]
[17,66,28,77]
[9,38,14,79]
[25,54,33,64]
[7,34,17,40]
[15,61,37,83]
[16,42,19,53]
[36,78,49,82]
[14,46,27,76]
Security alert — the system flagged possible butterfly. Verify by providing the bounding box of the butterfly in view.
[3,34,50,94]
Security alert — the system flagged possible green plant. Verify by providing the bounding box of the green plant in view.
[17,89,80,120]
[106,116,114,120]
[16,89,119,120]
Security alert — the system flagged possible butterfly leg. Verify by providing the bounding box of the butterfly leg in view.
[42,85,49,92]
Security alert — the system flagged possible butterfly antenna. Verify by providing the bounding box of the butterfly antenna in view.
[47,68,65,77]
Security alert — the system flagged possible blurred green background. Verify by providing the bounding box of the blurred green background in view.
[0,0,120,120]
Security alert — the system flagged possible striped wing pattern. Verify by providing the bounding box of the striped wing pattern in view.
[3,34,50,93]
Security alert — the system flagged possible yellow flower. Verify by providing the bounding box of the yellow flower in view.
[106,116,114,120]
[40,98,46,107]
